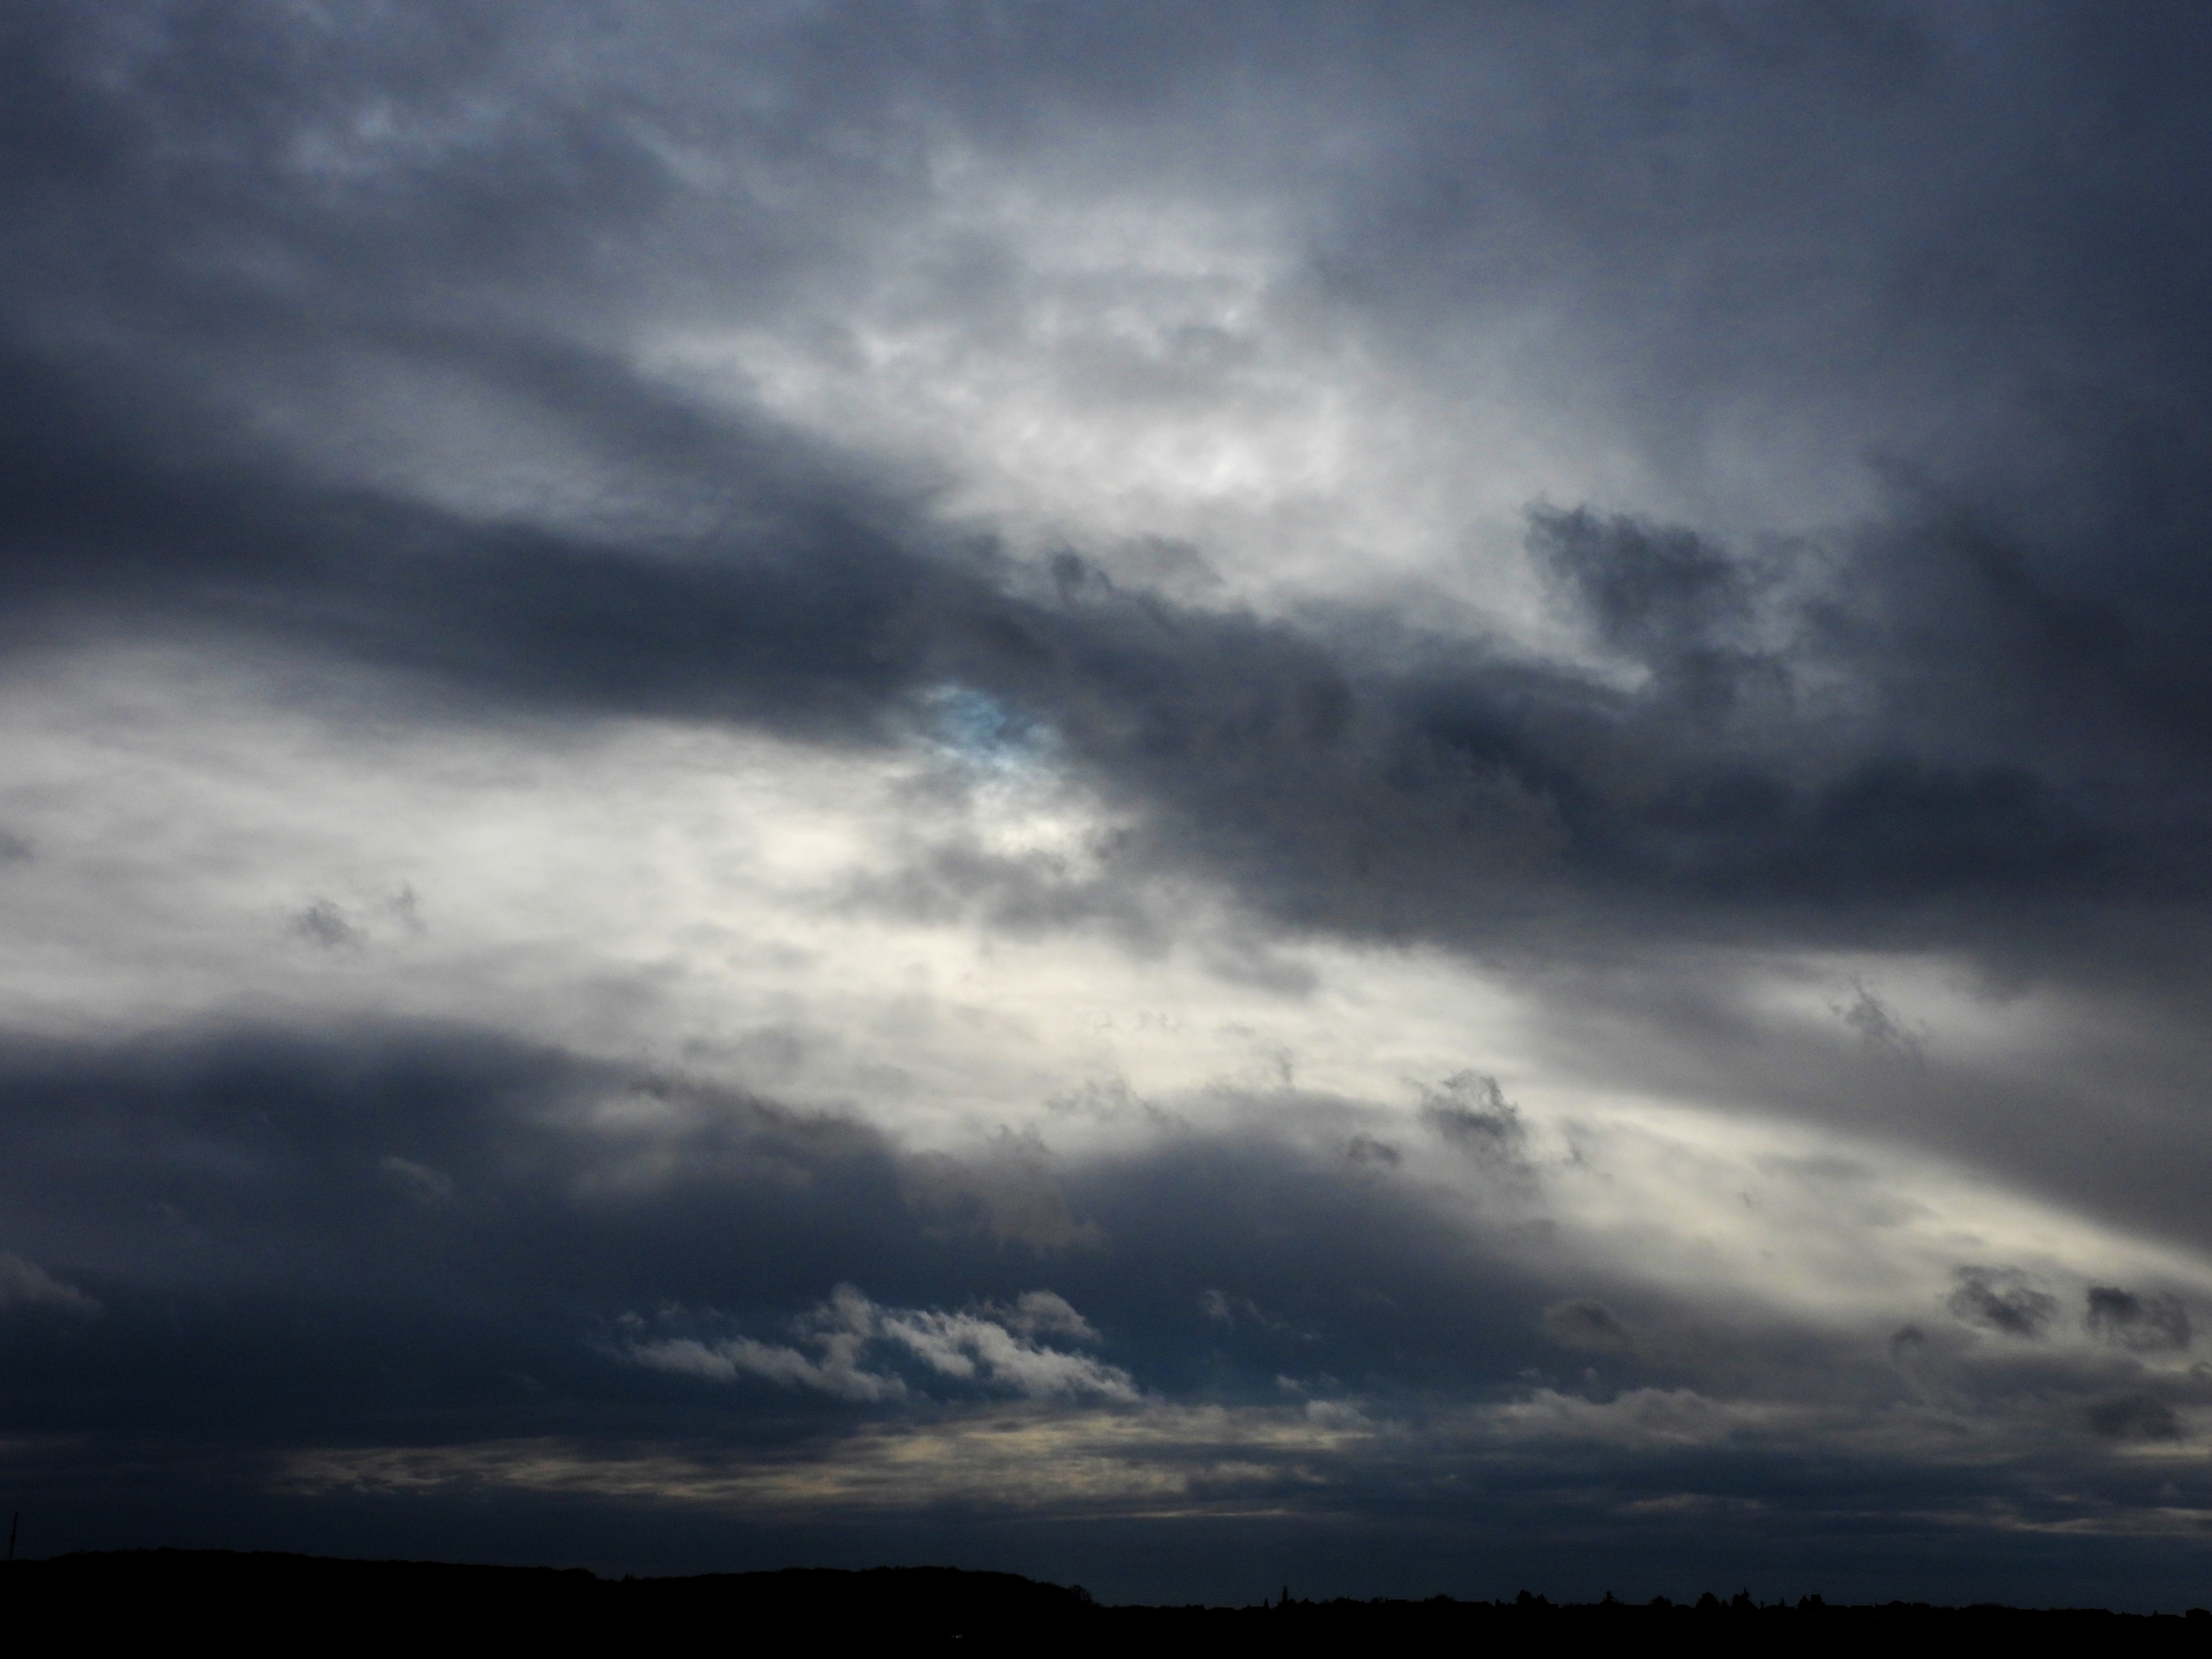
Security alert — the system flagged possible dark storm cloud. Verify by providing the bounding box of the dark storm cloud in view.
[0,1017,2203,1600]
[8,0,2212,973]
[0,1022,1539,1412]
[0,1020,1577,1553]
[0,1019,1732,1384]
[955,512,2201,958]
[0,1024,900,1306]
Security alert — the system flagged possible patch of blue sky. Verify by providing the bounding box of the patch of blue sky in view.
[920,684,1054,775]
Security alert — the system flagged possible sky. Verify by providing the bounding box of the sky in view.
[5,0,2212,1610]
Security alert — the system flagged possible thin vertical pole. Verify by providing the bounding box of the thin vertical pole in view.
[7,1511,16,1563]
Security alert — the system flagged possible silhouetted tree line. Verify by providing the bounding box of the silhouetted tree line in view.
[5,1551,2207,1650]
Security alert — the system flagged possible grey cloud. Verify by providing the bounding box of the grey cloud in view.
[1947,1268,2059,1340]
[629,1285,909,1404]
[1503,945,2212,1266]
[1836,982,1925,1066]
[1532,507,1777,722]
[630,1332,901,1401]
[0,1024,1568,1407]
[1421,1074,1527,1171]
[0,162,2199,1012]
[860,503,2193,990]
[621,1286,1138,1403]
[289,900,366,951]
[0,1024,912,1307]
[1344,1133,1402,1168]
[4,0,2211,971]
[2086,1287,2192,1353]
[0,1023,1543,1404]
[996,1290,1100,1343]
[836,837,1162,951]
[870,1297,1136,1402]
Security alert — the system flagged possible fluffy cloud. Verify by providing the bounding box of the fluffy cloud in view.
[627,1284,1138,1404]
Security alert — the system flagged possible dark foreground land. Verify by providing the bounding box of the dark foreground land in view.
[9,1551,2210,1651]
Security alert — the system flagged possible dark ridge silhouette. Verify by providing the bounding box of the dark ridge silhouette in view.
[5,1551,2208,1650]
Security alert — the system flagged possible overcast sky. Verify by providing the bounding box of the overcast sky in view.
[7,0,2212,1608]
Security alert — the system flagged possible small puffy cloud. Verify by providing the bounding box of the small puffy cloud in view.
[633,1334,907,1402]
[2085,1286,2192,1352]
[0,1253,100,1318]
[1420,1073,1527,1170]
[631,1283,902,1402]
[1836,981,1925,1066]
[289,899,366,951]
[877,1303,1137,1401]
[626,1284,1136,1404]
[1344,1133,1401,1167]
[1946,1267,2057,1338]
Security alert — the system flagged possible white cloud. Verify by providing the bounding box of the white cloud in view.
[626,1284,1137,1404]
[999,1289,1097,1341]
[632,1334,906,1404]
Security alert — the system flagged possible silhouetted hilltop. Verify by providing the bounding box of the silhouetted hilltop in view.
[8,1551,2209,1650]
[11,1551,1092,1645]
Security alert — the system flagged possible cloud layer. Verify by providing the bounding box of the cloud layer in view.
[5,0,2212,1609]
